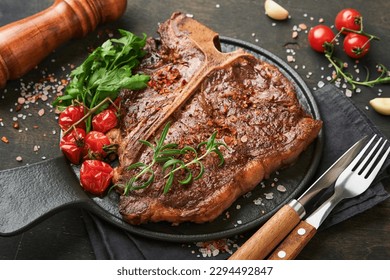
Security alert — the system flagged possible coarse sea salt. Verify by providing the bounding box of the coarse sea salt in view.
[253,197,263,205]
[317,81,325,88]
[277,185,286,192]
[264,192,274,200]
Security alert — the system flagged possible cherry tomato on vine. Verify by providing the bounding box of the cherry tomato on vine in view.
[58,105,86,131]
[83,130,113,160]
[92,109,118,133]
[335,8,362,33]
[308,25,335,53]
[59,128,86,164]
[343,33,370,59]
[80,160,113,196]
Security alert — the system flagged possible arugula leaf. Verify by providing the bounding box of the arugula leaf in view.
[53,30,150,131]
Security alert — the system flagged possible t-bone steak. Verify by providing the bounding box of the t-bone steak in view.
[109,12,322,225]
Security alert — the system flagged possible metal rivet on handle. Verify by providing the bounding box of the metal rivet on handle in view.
[277,250,286,259]
[297,228,306,235]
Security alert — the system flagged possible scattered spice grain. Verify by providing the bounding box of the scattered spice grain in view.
[1,136,9,143]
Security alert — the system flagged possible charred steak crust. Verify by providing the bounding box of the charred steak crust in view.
[111,13,322,225]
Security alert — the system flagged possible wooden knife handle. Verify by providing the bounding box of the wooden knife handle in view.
[229,203,303,260]
[0,0,127,88]
[267,220,317,260]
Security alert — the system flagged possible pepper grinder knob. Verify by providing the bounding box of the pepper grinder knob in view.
[0,0,127,88]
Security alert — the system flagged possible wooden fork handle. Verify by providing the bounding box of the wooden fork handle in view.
[229,203,303,260]
[267,220,317,260]
[0,0,127,88]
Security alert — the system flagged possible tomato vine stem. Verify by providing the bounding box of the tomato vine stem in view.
[62,97,116,136]
[322,16,390,90]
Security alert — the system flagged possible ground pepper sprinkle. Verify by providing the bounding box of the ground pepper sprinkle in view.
[1,136,9,143]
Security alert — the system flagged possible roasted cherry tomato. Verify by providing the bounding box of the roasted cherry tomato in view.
[59,128,86,164]
[343,33,370,59]
[92,109,118,133]
[58,105,86,131]
[308,25,335,53]
[80,160,113,196]
[335,8,362,33]
[84,131,112,160]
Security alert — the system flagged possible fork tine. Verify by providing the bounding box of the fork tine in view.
[366,145,390,181]
[361,139,387,177]
[348,134,376,172]
[356,137,382,175]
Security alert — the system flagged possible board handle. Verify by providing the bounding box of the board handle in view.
[0,0,127,87]
[0,156,93,236]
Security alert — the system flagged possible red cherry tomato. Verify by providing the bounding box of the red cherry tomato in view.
[58,105,86,131]
[308,25,335,53]
[84,131,111,160]
[343,33,370,59]
[80,160,113,196]
[335,8,362,33]
[92,109,118,133]
[59,128,86,164]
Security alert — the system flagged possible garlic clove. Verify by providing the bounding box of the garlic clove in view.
[264,0,289,20]
[369,98,390,115]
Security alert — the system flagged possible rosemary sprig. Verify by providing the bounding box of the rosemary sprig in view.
[121,122,227,195]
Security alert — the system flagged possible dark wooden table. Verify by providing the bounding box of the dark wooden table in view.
[0,0,389,260]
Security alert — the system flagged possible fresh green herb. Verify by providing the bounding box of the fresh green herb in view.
[53,29,150,131]
[120,122,227,195]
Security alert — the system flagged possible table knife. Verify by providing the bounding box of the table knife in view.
[268,135,389,260]
[229,136,367,260]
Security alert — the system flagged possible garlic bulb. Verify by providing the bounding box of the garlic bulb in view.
[264,0,289,20]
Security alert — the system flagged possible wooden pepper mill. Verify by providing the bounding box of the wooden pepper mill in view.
[0,0,128,88]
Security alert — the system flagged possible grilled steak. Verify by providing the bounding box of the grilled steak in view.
[110,13,322,225]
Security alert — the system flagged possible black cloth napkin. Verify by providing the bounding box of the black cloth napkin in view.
[82,84,390,259]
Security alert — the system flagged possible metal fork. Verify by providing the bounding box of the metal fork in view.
[268,134,390,260]
[306,134,390,228]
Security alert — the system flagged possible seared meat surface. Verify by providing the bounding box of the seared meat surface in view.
[110,13,322,225]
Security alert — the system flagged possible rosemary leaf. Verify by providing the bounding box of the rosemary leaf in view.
[162,158,183,172]
[157,122,171,149]
[159,149,184,156]
[138,139,154,148]
[161,143,179,150]
[127,162,147,170]
[213,148,225,166]
[131,173,154,191]
[179,169,193,185]
[194,161,205,180]
[181,146,198,157]
[163,173,175,194]
[155,156,174,163]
